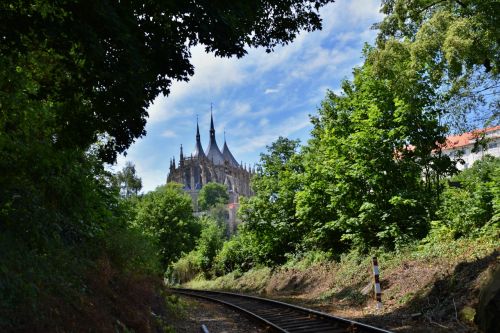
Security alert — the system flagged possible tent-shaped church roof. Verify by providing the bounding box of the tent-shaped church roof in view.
[192,117,205,158]
[205,111,225,165]
[222,139,239,167]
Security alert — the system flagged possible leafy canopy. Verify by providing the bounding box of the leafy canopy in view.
[134,183,200,268]
[197,182,229,211]
[239,137,304,265]
[113,162,142,198]
[374,0,500,130]
[1,0,334,161]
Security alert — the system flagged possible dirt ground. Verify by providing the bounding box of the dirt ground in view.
[170,296,269,333]
[259,252,500,332]
[182,240,499,332]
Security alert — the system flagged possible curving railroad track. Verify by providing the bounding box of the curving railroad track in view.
[172,288,393,333]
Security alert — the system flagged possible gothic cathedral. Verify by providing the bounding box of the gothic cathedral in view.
[166,112,254,211]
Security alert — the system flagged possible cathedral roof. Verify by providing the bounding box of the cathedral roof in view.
[205,111,225,165]
[192,118,206,158]
[222,139,239,167]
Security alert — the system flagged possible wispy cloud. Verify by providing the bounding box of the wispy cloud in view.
[119,0,384,191]
[232,112,312,154]
[265,88,279,94]
[161,130,177,138]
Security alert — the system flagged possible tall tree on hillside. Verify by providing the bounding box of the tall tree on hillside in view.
[239,137,304,265]
[114,162,142,197]
[1,0,334,162]
[374,0,500,130]
[297,52,456,251]
[197,182,229,211]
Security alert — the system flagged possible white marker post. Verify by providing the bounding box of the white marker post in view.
[372,257,383,310]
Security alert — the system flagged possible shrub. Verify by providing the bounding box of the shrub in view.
[436,156,499,238]
[134,183,201,269]
[170,251,202,284]
[213,229,262,276]
[197,182,229,211]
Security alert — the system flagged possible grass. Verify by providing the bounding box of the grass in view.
[181,232,499,310]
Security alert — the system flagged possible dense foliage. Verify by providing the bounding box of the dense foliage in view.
[170,0,499,278]
[1,0,333,162]
[297,56,456,251]
[1,0,336,330]
[134,183,200,269]
[197,182,230,211]
[375,0,499,130]
[437,156,500,238]
[170,216,226,282]
[0,151,163,330]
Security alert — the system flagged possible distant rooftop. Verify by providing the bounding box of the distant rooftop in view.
[443,126,500,150]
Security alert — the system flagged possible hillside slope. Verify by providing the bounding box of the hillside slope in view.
[185,235,499,332]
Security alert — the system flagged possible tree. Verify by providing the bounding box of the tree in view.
[374,0,500,131]
[194,216,225,276]
[0,1,337,327]
[113,162,142,197]
[239,137,305,265]
[1,0,334,162]
[437,156,500,237]
[197,182,229,211]
[134,183,200,268]
[297,52,456,251]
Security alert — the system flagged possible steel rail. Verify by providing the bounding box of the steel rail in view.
[171,288,394,333]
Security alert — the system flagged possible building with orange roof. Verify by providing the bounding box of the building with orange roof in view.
[442,126,500,170]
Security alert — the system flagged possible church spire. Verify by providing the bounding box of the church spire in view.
[222,130,239,167]
[205,104,224,165]
[209,104,215,140]
[196,115,201,141]
[193,115,205,159]
[179,144,184,167]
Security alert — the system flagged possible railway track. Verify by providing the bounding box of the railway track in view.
[172,288,393,333]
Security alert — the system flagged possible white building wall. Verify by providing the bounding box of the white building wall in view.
[443,129,500,170]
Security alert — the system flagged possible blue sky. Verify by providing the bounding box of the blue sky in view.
[113,0,384,192]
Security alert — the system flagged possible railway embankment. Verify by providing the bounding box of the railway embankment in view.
[182,234,499,332]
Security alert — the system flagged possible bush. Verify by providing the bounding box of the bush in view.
[134,183,201,269]
[213,229,262,276]
[170,216,225,281]
[196,216,225,275]
[170,251,202,284]
[283,250,333,270]
[436,156,499,238]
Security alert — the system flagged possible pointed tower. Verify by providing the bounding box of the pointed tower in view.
[192,116,205,159]
[179,144,184,167]
[222,130,239,167]
[205,107,225,165]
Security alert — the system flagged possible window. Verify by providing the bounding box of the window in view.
[488,142,498,149]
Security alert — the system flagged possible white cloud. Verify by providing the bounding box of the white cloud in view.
[265,88,279,94]
[121,0,385,192]
[232,112,311,154]
[161,130,177,138]
[232,102,252,117]
[147,45,247,124]
[259,118,270,127]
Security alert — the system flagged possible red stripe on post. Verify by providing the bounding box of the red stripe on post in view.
[372,257,383,309]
